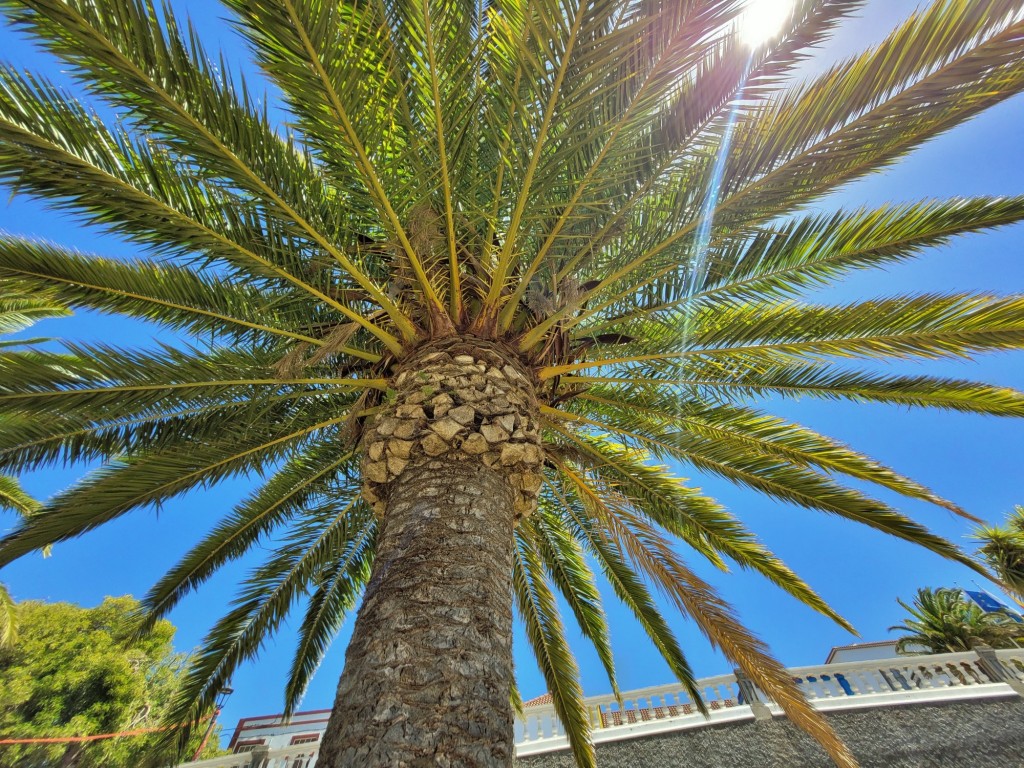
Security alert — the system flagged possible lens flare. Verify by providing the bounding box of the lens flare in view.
[739,0,793,47]
[676,63,752,356]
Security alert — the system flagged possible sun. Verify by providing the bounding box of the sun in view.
[739,0,794,47]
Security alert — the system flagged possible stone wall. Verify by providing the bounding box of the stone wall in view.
[516,697,1024,767]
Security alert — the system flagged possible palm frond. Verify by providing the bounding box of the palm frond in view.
[0,411,353,565]
[285,517,376,714]
[548,474,703,704]
[0,342,379,419]
[223,0,448,326]
[0,472,40,517]
[547,435,854,633]
[687,294,1024,363]
[546,409,982,577]
[166,498,374,746]
[574,386,968,517]
[513,525,595,768]
[524,504,619,698]
[974,506,1024,599]
[138,444,359,634]
[637,361,1024,417]
[562,460,857,767]
[693,197,1024,307]
[0,237,326,345]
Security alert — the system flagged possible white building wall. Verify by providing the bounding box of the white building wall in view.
[228,710,329,753]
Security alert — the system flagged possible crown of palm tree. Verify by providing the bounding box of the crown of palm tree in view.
[975,506,1024,601]
[0,1,1022,766]
[890,587,1024,655]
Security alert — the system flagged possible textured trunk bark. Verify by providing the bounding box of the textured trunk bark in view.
[58,743,84,768]
[318,459,517,767]
[317,339,541,767]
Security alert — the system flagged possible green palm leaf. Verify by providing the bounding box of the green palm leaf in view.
[284,518,376,714]
[138,444,360,634]
[0,237,326,345]
[0,472,39,648]
[513,526,596,768]
[165,498,375,742]
[546,435,854,632]
[574,387,964,513]
[562,465,857,768]
[523,505,619,698]
[549,475,704,708]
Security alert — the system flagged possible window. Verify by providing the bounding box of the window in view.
[233,739,265,754]
[289,734,320,768]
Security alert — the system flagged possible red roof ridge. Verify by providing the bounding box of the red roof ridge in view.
[522,693,553,707]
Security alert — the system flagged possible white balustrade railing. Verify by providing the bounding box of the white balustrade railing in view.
[515,672,741,752]
[784,650,994,702]
[177,649,1021,767]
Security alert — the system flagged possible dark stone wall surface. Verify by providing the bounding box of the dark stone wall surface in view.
[516,697,1024,767]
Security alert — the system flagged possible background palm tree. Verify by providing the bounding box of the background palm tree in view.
[976,507,1024,604]
[0,1,1022,766]
[890,587,1024,655]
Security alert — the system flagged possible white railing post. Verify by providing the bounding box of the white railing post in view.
[734,669,771,721]
[972,642,1024,697]
[249,746,268,768]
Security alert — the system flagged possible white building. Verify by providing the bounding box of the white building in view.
[824,640,899,664]
[226,708,329,760]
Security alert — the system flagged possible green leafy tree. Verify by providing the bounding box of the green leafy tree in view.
[0,1,1022,766]
[889,587,1024,655]
[0,595,223,768]
[975,506,1024,603]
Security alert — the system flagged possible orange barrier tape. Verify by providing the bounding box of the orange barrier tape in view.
[0,716,209,745]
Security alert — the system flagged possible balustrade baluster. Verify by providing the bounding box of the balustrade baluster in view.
[820,674,838,698]
[865,668,888,693]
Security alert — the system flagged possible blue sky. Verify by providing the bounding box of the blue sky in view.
[0,0,1022,743]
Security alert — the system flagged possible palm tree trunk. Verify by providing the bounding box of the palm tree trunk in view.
[58,743,85,768]
[317,340,543,768]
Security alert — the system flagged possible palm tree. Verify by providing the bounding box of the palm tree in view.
[890,587,1024,655]
[976,507,1024,603]
[0,0,1022,765]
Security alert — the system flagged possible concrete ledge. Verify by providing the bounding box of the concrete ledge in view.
[516,706,756,756]
[516,697,1024,768]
